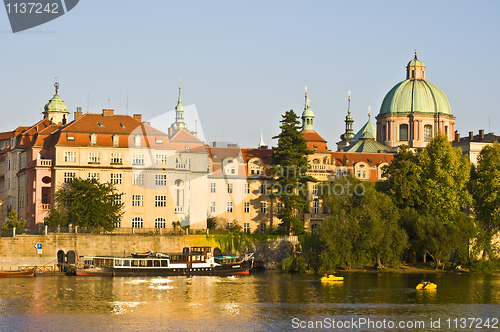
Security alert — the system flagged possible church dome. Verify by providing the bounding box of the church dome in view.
[44,94,68,113]
[378,54,452,117]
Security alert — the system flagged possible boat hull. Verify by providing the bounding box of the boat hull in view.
[0,268,36,277]
[416,282,437,290]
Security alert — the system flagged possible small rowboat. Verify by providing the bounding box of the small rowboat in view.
[321,274,344,282]
[416,281,437,290]
[0,267,36,278]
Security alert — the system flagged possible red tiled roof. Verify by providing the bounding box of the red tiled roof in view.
[170,129,209,152]
[240,148,273,164]
[330,151,394,167]
[301,130,329,152]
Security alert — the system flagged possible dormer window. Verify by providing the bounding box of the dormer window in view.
[98,122,105,127]
[120,123,126,129]
[90,133,97,146]
[134,135,141,148]
[156,137,163,144]
[113,135,119,147]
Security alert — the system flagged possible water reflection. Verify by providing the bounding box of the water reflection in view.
[0,272,499,331]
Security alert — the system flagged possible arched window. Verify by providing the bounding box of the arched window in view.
[399,124,408,141]
[132,217,143,228]
[424,125,433,142]
[154,217,166,229]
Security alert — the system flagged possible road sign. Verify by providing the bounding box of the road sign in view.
[36,243,42,254]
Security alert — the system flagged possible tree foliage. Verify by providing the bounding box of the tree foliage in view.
[470,142,500,258]
[383,133,475,267]
[46,178,124,231]
[2,209,26,231]
[318,179,407,269]
[270,110,315,234]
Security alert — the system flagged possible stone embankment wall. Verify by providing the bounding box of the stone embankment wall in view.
[0,234,298,270]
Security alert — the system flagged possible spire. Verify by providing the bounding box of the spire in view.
[368,105,371,120]
[259,127,266,148]
[54,82,59,95]
[415,47,417,59]
[170,79,188,135]
[342,91,355,141]
[301,86,314,130]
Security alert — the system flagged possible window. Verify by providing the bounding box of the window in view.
[115,218,121,228]
[244,222,250,234]
[155,217,166,228]
[114,194,122,206]
[260,183,266,195]
[90,133,97,146]
[244,183,250,194]
[250,165,261,175]
[312,184,318,196]
[110,173,122,184]
[155,195,167,207]
[312,200,319,214]
[113,135,119,147]
[227,183,233,193]
[210,201,216,213]
[110,153,122,164]
[132,195,144,207]
[155,154,167,164]
[399,124,408,141]
[88,172,100,181]
[230,166,235,174]
[132,173,144,185]
[311,223,318,235]
[134,136,141,148]
[277,202,283,212]
[227,201,233,212]
[64,151,77,162]
[132,217,143,228]
[260,202,267,213]
[445,126,448,136]
[132,153,145,165]
[244,202,250,213]
[382,124,387,141]
[155,174,166,186]
[156,137,163,144]
[227,222,233,229]
[88,152,100,164]
[185,157,191,169]
[424,125,433,142]
[356,169,366,178]
[63,172,76,183]
[210,183,216,193]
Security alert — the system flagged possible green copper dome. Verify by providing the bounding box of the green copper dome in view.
[302,107,314,118]
[379,79,452,116]
[407,58,425,67]
[44,94,68,113]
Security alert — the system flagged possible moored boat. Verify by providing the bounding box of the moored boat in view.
[76,247,254,277]
[0,267,37,278]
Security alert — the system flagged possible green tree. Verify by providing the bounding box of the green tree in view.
[470,142,500,258]
[417,132,471,221]
[2,209,26,231]
[270,110,315,234]
[380,145,421,210]
[318,179,407,269]
[48,178,124,231]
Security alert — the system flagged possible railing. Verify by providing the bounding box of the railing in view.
[27,159,52,168]
[19,265,55,273]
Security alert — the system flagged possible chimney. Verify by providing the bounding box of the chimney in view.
[479,129,484,140]
[212,142,217,147]
[469,131,474,141]
[102,109,114,117]
[455,131,460,142]
[74,107,83,120]
[133,114,142,122]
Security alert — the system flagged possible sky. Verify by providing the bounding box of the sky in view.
[1,0,499,148]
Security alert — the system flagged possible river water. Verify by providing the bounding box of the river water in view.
[1,271,499,331]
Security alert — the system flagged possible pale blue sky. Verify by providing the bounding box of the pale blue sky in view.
[1,1,499,148]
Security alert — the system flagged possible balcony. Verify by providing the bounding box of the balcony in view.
[27,159,52,168]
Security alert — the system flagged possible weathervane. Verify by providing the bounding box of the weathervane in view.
[54,82,59,95]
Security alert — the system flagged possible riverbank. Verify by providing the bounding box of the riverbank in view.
[334,263,475,274]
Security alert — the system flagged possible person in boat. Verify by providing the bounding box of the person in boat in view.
[324,274,328,278]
